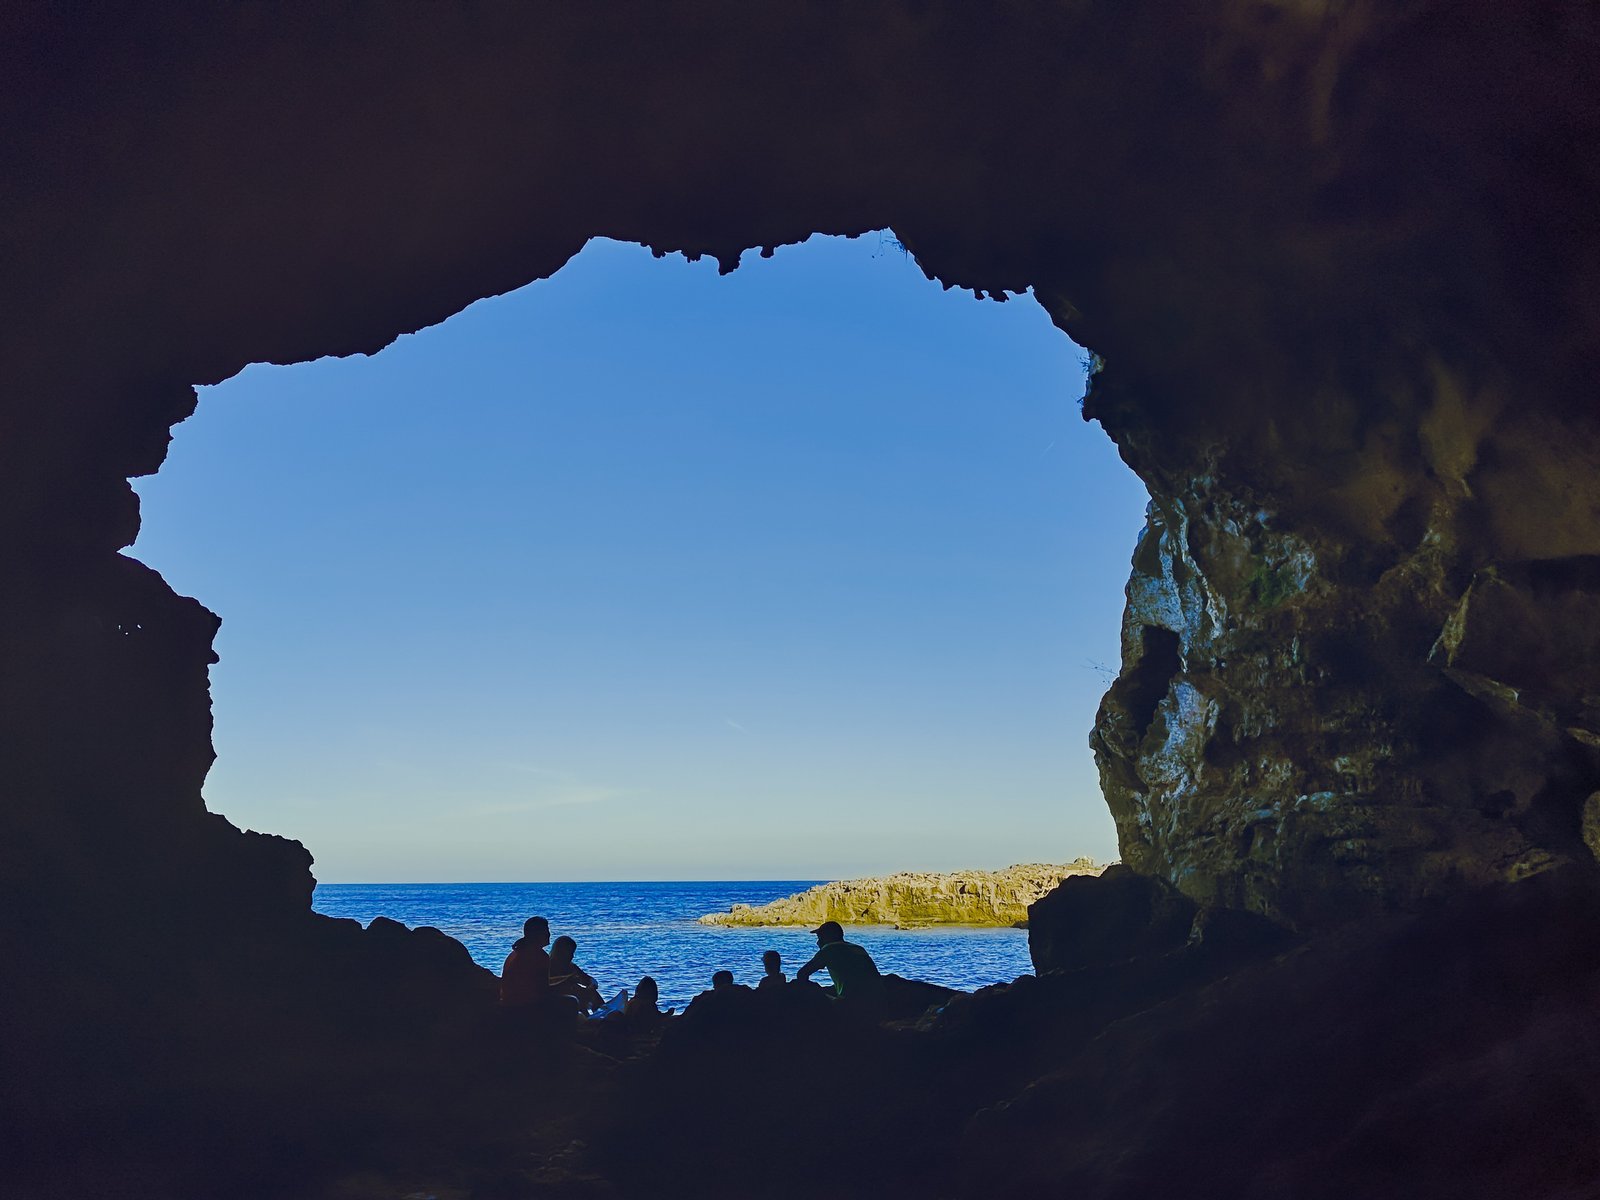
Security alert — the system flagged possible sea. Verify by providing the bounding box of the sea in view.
[312,880,1036,1013]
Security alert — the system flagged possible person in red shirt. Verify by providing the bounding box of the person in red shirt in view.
[499,915,552,1007]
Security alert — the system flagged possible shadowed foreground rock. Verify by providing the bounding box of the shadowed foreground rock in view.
[960,867,1600,1200]
[605,867,1600,1200]
[698,860,1102,928]
[4,862,1597,1198]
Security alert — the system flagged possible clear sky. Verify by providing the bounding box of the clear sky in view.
[131,233,1150,883]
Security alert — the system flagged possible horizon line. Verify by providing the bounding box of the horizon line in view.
[315,876,832,885]
[313,861,1105,888]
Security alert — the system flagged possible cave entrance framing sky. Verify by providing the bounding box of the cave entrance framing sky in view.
[132,232,1148,883]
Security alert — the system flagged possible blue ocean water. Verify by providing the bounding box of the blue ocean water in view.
[312,881,1036,1012]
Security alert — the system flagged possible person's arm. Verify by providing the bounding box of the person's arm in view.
[575,966,604,1007]
[795,949,825,983]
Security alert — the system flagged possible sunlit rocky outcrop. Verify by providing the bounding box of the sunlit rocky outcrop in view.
[698,860,1102,928]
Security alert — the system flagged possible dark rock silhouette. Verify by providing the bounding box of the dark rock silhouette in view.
[959,867,1600,1200]
[3,1,1600,1195]
[1028,863,1199,972]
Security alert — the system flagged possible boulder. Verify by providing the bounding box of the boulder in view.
[1027,864,1197,974]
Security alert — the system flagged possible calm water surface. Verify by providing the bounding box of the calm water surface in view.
[313,881,1036,1012]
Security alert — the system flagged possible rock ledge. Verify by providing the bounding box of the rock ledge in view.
[698,860,1104,928]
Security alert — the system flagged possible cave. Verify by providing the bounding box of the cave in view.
[5,4,1600,1198]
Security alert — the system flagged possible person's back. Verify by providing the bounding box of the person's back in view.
[795,921,885,1011]
[811,939,883,1000]
[683,969,756,1026]
[624,975,669,1030]
[757,949,786,992]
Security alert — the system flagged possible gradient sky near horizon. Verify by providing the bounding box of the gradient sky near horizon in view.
[131,233,1150,883]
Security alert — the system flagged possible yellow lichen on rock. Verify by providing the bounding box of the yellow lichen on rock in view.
[697,860,1103,928]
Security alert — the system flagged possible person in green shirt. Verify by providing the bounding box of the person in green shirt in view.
[795,921,885,1011]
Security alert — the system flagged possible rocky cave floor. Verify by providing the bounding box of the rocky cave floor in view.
[9,866,1600,1200]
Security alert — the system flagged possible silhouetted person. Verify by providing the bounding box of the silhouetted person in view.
[624,975,671,1029]
[682,968,756,1028]
[549,935,604,1012]
[795,921,884,1014]
[500,916,552,1007]
[757,948,786,991]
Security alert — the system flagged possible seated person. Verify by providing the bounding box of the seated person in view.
[795,921,885,1012]
[549,934,605,1013]
[499,916,552,1007]
[623,975,672,1028]
[682,968,756,1024]
[757,948,786,991]
[499,916,583,1033]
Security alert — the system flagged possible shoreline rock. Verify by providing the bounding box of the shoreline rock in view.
[697,860,1104,929]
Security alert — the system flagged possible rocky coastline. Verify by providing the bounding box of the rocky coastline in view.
[697,859,1103,929]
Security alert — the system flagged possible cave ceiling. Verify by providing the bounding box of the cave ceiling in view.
[4,2,1594,546]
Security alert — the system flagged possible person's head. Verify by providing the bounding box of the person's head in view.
[711,969,735,991]
[522,916,550,945]
[812,920,844,946]
[551,935,576,962]
[762,949,782,974]
[635,976,659,1004]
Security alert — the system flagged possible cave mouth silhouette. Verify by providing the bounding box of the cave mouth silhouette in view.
[7,5,1600,1196]
[133,231,1145,891]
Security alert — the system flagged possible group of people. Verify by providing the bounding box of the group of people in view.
[499,916,656,1026]
[499,915,885,1030]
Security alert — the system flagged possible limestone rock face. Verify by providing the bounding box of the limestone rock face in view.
[1089,416,1600,928]
[698,861,1102,928]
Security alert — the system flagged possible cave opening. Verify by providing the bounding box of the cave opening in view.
[129,231,1149,994]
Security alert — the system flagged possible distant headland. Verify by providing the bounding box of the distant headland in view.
[697,859,1104,929]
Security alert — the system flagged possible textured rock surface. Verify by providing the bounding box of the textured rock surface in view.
[698,860,1102,928]
[1088,437,1600,927]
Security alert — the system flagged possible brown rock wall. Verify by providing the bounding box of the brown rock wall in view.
[1090,389,1600,926]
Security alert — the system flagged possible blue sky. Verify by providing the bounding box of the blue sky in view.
[132,233,1149,882]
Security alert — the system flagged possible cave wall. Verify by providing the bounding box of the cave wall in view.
[2,0,1598,950]
[1091,413,1600,926]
